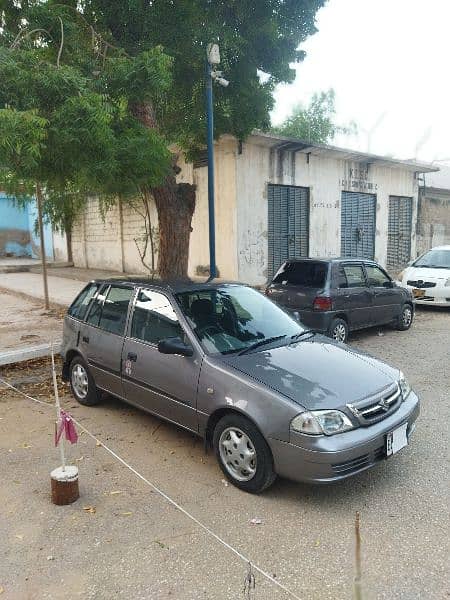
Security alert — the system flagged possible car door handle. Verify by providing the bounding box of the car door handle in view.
[82,335,89,343]
[127,352,137,362]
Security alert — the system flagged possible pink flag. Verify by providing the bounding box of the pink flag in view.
[55,410,78,446]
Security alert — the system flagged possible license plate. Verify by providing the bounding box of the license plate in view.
[412,288,425,298]
[386,422,408,457]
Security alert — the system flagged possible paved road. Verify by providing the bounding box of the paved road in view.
[0,307,449,599]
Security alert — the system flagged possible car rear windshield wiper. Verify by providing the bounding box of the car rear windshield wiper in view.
[238,335,286,356]
[290,329,315,342]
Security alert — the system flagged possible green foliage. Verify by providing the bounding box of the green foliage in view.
[78,0,326,153]
[0,109,48,183]
[0,16,172,232]
[272,89,357,144]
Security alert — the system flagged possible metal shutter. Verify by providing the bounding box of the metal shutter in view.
[267,184,309,278]
[387,196,412,273]
[341,191,376,259]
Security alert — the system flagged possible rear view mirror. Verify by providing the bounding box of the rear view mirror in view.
[158,337,193,357]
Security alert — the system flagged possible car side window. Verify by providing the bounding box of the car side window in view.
[68,283,100,320]
[365,265,391,287]
[86,286,108,327]
[98,286,134,335]
[130,289,184,345]
[341,265,366,288]
[86,285,133,335]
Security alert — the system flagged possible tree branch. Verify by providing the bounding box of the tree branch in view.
[56,17,64,68]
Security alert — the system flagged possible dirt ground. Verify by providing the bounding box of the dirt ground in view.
[0,292,64,352]
[0,307,449,600]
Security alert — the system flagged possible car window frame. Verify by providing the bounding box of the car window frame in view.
[338,262,368,289]
[84,283,136,337]
[363,263,392,287]
[126,286,197,352]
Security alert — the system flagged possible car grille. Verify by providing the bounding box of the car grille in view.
[407,280,436,288]
[331,446,385,475]
[347,386,401,425]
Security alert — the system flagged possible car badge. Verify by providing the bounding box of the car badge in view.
[378,398,390,411]
[346,404,360,419]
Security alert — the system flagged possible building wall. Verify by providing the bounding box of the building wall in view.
[235,141,419,285]
[416,189,450,256]
[0,194,54,259]
[71,141,238,278]
[0,194,31,257]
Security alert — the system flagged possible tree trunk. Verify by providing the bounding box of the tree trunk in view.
[64,218,73,263]
[129,101,196,279]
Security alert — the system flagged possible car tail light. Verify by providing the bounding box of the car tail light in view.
[313,296,332,311]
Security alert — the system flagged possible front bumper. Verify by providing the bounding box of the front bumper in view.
[406,285,450,307]
[268,391,420,484]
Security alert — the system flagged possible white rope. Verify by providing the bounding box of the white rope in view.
[0,376,303,600]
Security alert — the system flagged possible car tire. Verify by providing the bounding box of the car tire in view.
[69,356,101,406]
[328,318,349,343]
[396,303,413,331]
[213,414,276,494]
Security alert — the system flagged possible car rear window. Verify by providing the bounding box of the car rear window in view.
[272,261,328,287]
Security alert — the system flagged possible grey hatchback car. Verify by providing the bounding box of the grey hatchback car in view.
[266,258,414,343]
[62,279,419,493]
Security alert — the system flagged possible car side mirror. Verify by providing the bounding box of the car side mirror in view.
[158,337,194,357]
[383,280,394,288]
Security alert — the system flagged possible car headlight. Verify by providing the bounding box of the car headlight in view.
[399,372,411,400]
[291,410,354,436]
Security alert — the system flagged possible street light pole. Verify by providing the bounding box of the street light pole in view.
[205,44,228,281]
[205,57,217,280]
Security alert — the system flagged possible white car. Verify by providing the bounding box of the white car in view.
[398,245,450,307]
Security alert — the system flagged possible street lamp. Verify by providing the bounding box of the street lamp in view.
[205,43,229,281]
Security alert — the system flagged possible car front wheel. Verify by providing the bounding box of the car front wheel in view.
[70,356,101,406]
[213,414,276,494]
[396,304,413,331]
[328,318,349,343]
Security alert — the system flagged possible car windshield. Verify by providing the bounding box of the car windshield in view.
[175,285,304,355]
[414,249,450,269]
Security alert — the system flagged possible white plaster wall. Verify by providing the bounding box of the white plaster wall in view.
[188,138,238,279]
[236,141,419,285]
[52,230,68,262]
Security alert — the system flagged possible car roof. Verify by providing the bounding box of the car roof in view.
[282,257,380,264]
[91,277,247,294]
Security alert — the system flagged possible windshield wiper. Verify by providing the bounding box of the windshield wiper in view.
[238,335,286,356]
[290,329,315,342]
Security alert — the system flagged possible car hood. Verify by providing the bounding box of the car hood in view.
[405,266,450,282]
[221,337,399,410]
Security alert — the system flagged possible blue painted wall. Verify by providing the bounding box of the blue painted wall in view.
[27,201,54,260]
[0,194,53,259]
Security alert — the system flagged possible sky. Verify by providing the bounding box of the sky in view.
[271,0,450,164]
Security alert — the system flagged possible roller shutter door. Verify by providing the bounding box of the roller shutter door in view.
[387,196,412,272]
[341,191,376,260]
[267,184,309,278]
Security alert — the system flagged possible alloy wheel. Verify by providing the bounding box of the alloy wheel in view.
[402,306,412,327]
[71,364,89,399]
[219,427,257,482]
[332,323,347,342]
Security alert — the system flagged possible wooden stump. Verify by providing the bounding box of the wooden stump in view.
[51,466,79,505]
